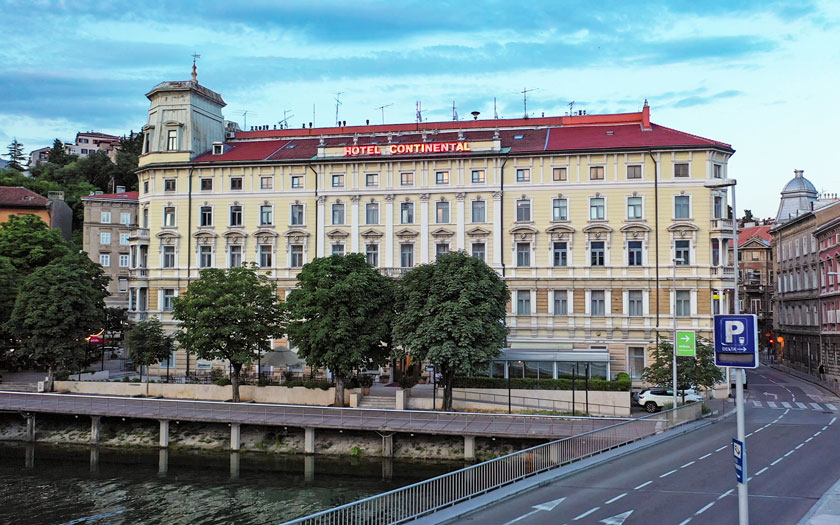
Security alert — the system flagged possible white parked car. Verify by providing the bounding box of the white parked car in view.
[637,388,703,413]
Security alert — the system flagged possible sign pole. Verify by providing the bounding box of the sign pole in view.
[736,367,748,524]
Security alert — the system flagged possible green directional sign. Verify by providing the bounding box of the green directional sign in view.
[676,330,696,356]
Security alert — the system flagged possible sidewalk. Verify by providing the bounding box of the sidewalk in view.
[765,360,840,397]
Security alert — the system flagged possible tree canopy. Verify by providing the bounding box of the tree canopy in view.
[126,317,173,381]
[0,213,69,274]
[48,139,70,166]
[642,336,725,396]
[392,251,509,410]
[0,256,18,348]
[4,139,25,171]
[285,254,394,406]
[173,265,285,402]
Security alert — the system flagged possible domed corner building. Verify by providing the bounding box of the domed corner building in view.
[770,169,840,378]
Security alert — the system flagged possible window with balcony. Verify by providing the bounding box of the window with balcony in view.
[553,167,567,181]
[554,290,568,315]
[290,204,304,225]
[516,290,531,315]
[200,206,212,227]
[471,242,485,261]
[714,164,722,179]
[676,290,691,317]
[628,290,644,316]
[590,290,605,316]
[590,166,604,180]
[400,244,414,268]
[366,203,379,225]
[627,197,643,219]
[260,205,273,226]
[552,198,568,221]
[589,198,605,220]
[674,196,691,219]
[162,246,175,268]
[552,242,568,267]
[366,244,378,267]
[290,245,303,267]
[516,242,530,267]
[714,196,724,219]
[516,199,531,222]
[516,169,530,182]
[471,170,485,183]
[590,241,605,266]
[628,241,643,266]
[472,200,485,222]
[199,245,212,268]
[436,202,450,223]
[332,203,345,225]
[230,205,243,227]
[401,202,414,224]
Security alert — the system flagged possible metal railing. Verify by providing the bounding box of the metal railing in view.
[281,402,704,524]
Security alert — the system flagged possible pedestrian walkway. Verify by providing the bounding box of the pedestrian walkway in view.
[749,400,838,411]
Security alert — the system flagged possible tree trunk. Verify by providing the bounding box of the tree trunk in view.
[442,370,455,411]
[47,364,55,393]
[334,374,346,407]
[231,362,242,402]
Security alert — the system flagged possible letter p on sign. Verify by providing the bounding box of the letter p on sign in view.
[725,320,745,343]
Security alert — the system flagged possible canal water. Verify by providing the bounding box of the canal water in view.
[0,442,462,524]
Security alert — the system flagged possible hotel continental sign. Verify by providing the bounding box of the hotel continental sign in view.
[129,74,736,383]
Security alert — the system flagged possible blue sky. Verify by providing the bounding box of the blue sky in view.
[2,0,838,218]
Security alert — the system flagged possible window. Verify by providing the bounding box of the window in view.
[366,244,379,267]
[628,241,643,266]
[627,165,642,179]
[100,232,111,245]
[143,181,149,194]
[435,243,449,259]
[162,289,175,311]
[472,200,485,222]
[166,130,177,151]
[364,173,378,187]
[260,205,273,225]
[99,254,110,267]
[213,143,223,155]
[230,177,243,191]
[552,242,568,267]
[199,245,212,268]
[290,204,304,225]
[291,176,303,189]
[627,197,643,219]
[554,290,568,315]
[590,241,605,266]
[590,166,604,180]
[200,206,213,227]
[332,203,344,225]
[229,245,242,268]
[471,170,485,183]
[120,212,131,226]
[260,176,273,190]
[471,242,485,261]
[516,242,530,267]
[516,169,530,182]
[400,244,414,268]
[81,149,88,154]
[230,205,243,227]
[100,212,112,224]
[674,196,690,219]
[331,244,345,256]
[553,167,567,181]
[401,202,414,224]
[590,290,605,316]
[629,347,645,379]
[400,172,414,186]
[435,202,449,223]
[589,198,605,220]
[552,198,568,221]
[675,240,690,265]
[200,178,213,191]
[366,203,379,225]
[435,171,449,185]
[162,246,175,268]
[142,208,149,228]
[119,254,129,267]
[119,233,130,245]
[676,290,691,317]
[164,179,176,192]
[516,199,531,222]
[628,290,643,316]
[674,163,689,177]
[516,290,531,315]
[118,277,128,292]
[714,196,723,219]
[163,207,176,227]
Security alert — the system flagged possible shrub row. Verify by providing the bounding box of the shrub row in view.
[281,379,332,390]
[452,376,631,392]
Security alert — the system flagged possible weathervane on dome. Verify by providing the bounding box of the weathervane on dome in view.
[191,52,201,82]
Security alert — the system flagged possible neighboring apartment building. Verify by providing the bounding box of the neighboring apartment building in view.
[27,147,51,168]
[65,131,121,161]
[815,214,840,384]
[0,186,73,239]
[129,73,737,381]
[81,190,139,308]
[738,223,774,344]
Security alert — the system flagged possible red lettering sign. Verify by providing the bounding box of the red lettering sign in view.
[343,142,472,157]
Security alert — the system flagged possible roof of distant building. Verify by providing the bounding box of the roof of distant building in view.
[76,131,120,140]
[81,191,139,202]
[0,186,50,208]
[738,225,772,247]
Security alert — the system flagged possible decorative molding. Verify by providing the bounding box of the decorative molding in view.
[456,192,466,201]
[419,193,430,202]
[350,195,361,203]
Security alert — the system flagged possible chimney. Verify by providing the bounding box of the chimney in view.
[641,99,651,131]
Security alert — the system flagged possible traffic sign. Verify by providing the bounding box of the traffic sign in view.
[676,330,696,356]
[733,438,745,483]
[714,314,758,368]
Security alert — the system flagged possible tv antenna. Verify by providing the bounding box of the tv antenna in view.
[335,92,344,127]
[278,109,294,129]
[520,87,539,118]
[494,97,499,119]
[452,101,458,121]
[374,103,393,125]
[235,110,258,130]
[568,101,575,116]
[416,101,426,123]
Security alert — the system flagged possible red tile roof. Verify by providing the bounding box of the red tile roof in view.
[739,225,772,247]
[81,191,139,201]
[0,186,50,208]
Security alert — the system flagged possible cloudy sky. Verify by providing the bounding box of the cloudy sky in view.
[2,0,838,218]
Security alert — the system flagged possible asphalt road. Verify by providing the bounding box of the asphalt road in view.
[456,365,840,525]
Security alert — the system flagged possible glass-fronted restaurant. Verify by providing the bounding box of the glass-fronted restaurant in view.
[488,349,611,380]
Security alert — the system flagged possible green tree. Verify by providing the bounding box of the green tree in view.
[392,251,509,410]
[125,317,173,382]
[104,307,128,343]
[8,253,109,390]
[48,139,70,166]
[285,254,394,407]
[173,265,285,402]
[0,256,18,347]
[642,336,725,401]
[0,214,69,274]
[4,139,25,171]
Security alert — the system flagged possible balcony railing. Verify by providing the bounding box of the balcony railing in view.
[378,267,412,278]
[129,228,150,241]
[710,218,734,231]
[711,266,735,277]
[129,268,148,279]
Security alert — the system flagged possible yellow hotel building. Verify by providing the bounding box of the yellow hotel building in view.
[130,74,736,383]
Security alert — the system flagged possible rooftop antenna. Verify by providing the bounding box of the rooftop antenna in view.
[416,101,425,124]
[313,104,316,127]
[278,109,294,129]
[191,52,200,82]
[375,103,393,125]
[335,92,344,127]
[452,101,458,121]
[235,110,258,131]
[494,97,499,119]
[520,87,538,118]
[568,101,575,116]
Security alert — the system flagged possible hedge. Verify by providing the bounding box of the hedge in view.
[281,379,332,390]
[452,376,631,392]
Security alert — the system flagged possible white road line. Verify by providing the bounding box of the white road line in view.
[796,402,808,409]
[768,401,778,408]
[634,480,653,490]
[718,489,734,500]
[752,401,762,408]
[815,431,822,437]
[746,432,753,438]
[660,469,677,478]
[604,493,626,504]
[784,450,795,457]
[830,417,837,424]
[805,437,813,443]
[573,507,600,520]
[677,518,692,525]
[754,428,763,433]
[796,444,804,449]
[699,453,713,460]
[781,402,792,408]
[681,461,695,468]
[715,446,727,452]
[810,403,822,410]
[695,502,716,515]
[784,408,791,414]
[756,467,769,475]
[822,426,829,431]
[771,458,783,465]
[826,404,837,411]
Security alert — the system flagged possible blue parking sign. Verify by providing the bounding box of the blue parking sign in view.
[714,315,758,368]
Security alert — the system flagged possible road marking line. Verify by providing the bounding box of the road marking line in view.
[715,446,727,452]
[826,405,837,411]
[805,437,813,443]
[830,417,837,424]
[796,444,804,449]
[677,519,692,525]
[796,402,808,409]
[695,502,716,515]
[815,431,822,436]
[781,402,792,408]
[681,461,695,468]
[752,401,762,408]
[784,450,795,457]
[756,467,769,475]
[784,409,791,414]
[634,480,653,489]
[604,493,626,504]
[573,507,600,520]
[768,401,778,408]
[746,432,753,437]
[771,458,783,465]
[811,403,822,410]
[748,476,753,482]
[660,469,677,478]
[822,426,829,431]
[754,428,763,433]
[699,453,713,460]
[718,489,734,500]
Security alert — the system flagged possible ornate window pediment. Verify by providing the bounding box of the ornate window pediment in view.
[546,224,575,241]
[327,229,350,239]
[431,227,455,238]
[582,224,613,234]
[667,222,699,232]
[509,224,538,234]
[395,228,419,238]
[467,226,491,236]
[360,228,384,238]
[156,231,181,240]
[620,223,651,233]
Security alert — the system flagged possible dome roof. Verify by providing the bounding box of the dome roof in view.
[782,173,817,194]
[776,169,818,223]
